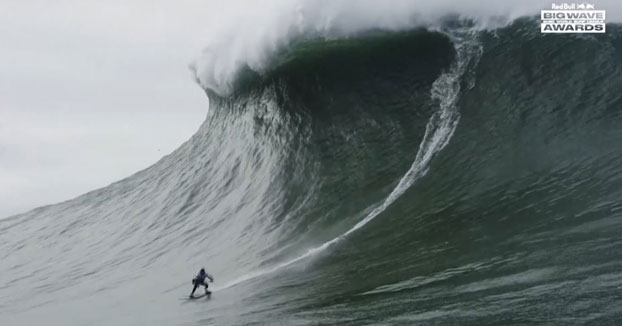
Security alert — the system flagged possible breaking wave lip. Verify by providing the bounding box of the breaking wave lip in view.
[214,28,483,292]
[190,0,622,97]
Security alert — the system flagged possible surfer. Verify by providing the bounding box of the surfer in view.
[190,268,213,298]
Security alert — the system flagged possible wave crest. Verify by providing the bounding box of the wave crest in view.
[190,0,621,96]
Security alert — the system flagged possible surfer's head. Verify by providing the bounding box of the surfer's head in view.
[200,268,205,274]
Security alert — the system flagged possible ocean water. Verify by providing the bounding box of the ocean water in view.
[2,17,622,325]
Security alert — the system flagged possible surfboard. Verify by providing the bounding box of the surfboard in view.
[181,292,211,300]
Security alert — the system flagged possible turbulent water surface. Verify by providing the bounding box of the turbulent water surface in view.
[3,17,622,326]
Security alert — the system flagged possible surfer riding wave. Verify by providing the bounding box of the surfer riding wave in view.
[190,268,213,298]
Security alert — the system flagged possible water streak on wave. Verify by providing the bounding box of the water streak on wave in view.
[217,29,483,291]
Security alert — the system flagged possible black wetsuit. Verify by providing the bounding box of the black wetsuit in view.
[190,271,210,296]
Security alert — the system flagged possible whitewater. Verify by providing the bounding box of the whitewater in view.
[3,1,622,325]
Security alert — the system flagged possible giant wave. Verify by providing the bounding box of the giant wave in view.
[2,8,622,326]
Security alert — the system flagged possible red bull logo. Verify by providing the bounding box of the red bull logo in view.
[542,3,606,33]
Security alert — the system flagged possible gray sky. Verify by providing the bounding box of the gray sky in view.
[0,0,212,218]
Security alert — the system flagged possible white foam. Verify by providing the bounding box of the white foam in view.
[191,0,622,96]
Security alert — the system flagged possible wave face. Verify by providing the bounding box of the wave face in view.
[3,19,622,325]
